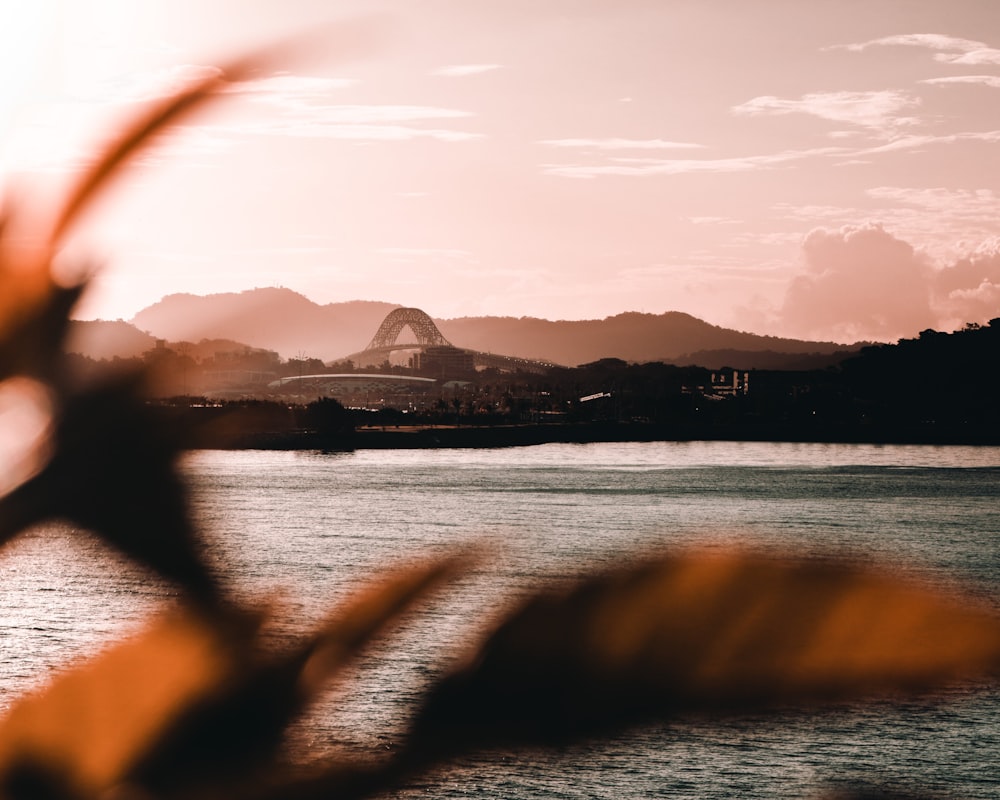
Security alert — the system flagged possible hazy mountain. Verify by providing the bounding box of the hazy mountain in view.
[125,287,857,367]
[436,312,855,367]
[131,288,397,361]
[66,320,158,360]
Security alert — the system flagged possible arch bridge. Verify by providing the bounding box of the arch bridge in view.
[361,307,452,358]
[347,307,557,373]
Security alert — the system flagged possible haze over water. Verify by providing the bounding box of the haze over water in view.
[2,441,998,798]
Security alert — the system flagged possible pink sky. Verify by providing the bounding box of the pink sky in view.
[3,1,1000,343]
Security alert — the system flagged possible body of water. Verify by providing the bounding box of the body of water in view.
[2,440,999,798]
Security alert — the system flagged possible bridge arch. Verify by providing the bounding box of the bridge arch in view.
[364,307,451,351]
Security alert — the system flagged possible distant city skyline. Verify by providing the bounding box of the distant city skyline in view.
[2,1,1000,343]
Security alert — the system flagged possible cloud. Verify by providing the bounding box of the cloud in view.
[835,33,1000,66]
[273,105,472,124]
[922,75,1000,89]
[773,203,859,222]
[61,64,223,104]
[539,138,704,150]
[377,247,473,260]
[778,223,1000,341]
[540,146,841,179]
[238,123,482,142]
[866,186,1000,217]
[684,216,741,225]
[539,125,1000,181]
[5,66,403,171]
[540,128,1000,181]
[934,49,1000,66]
[779,223,936,341]
[221,72,483,142]
[731,90,920,133]
[430,64,503,77]
[227,74,359,97]
[216,104,482,142]
[839,33,986,54]
[72,66,357,105]
[850,130,1000,156]
[861,187,1000,259]
[933,239,1000,325]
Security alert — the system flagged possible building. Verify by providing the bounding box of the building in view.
[266,373,437,407]
[411,346,475,378]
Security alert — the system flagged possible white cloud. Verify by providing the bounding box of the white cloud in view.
[733,231,804,247]
[378,247,473,259]
[216,104,481,143]
[840,187,1000,267]
[219,70,482,142]
[732,90,920,133]
[685,216,741,225]
[74,64,224,103]
[227,74,359,97]
[63,65,357,106]
[922,75,1000,89]
[540,122,1000,181]
[839,33,986,54]
[236,122,482,142]
[934,48,1000,66]
[430,64,502,77]
[772,203,859,222]
[866,186,1000,215]
[541,146,842,179]
[539,138,704,150]
[834,33,1000,67]
[282,104,472,124]
[854,130,1000,155]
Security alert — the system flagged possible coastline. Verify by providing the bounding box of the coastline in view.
[224,421,1000,451]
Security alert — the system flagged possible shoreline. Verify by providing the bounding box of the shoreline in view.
[224,421,1000,451]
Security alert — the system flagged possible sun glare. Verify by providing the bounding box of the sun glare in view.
[0,4,55,128]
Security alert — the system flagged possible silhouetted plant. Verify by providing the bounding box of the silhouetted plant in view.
[0,40,996,800]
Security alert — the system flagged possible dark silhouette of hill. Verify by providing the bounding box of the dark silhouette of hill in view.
[127,288,856,366]
[837,320,1000,433]
[671,348,861,371]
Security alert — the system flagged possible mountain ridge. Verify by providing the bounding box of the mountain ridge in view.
[68,287,861,368]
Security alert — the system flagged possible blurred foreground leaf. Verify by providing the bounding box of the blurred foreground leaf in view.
[411,551,1000,749]
[0,555,465,800]
[127,553,468,797]
[0,279,83,388]
[0,608,254,800]
[0,38,247,387]
[0,377,222,605]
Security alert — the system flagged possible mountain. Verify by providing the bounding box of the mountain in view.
[66,320,158,360]
[131,288,397,361]
[125,287,856,367]
[435,312,854,368]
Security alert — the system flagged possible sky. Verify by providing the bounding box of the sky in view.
[2,1,1000,343]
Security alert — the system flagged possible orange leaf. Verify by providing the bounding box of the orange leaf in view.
[413,551,1000,748]
[0,608,254,798]
[121,554,469,796]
